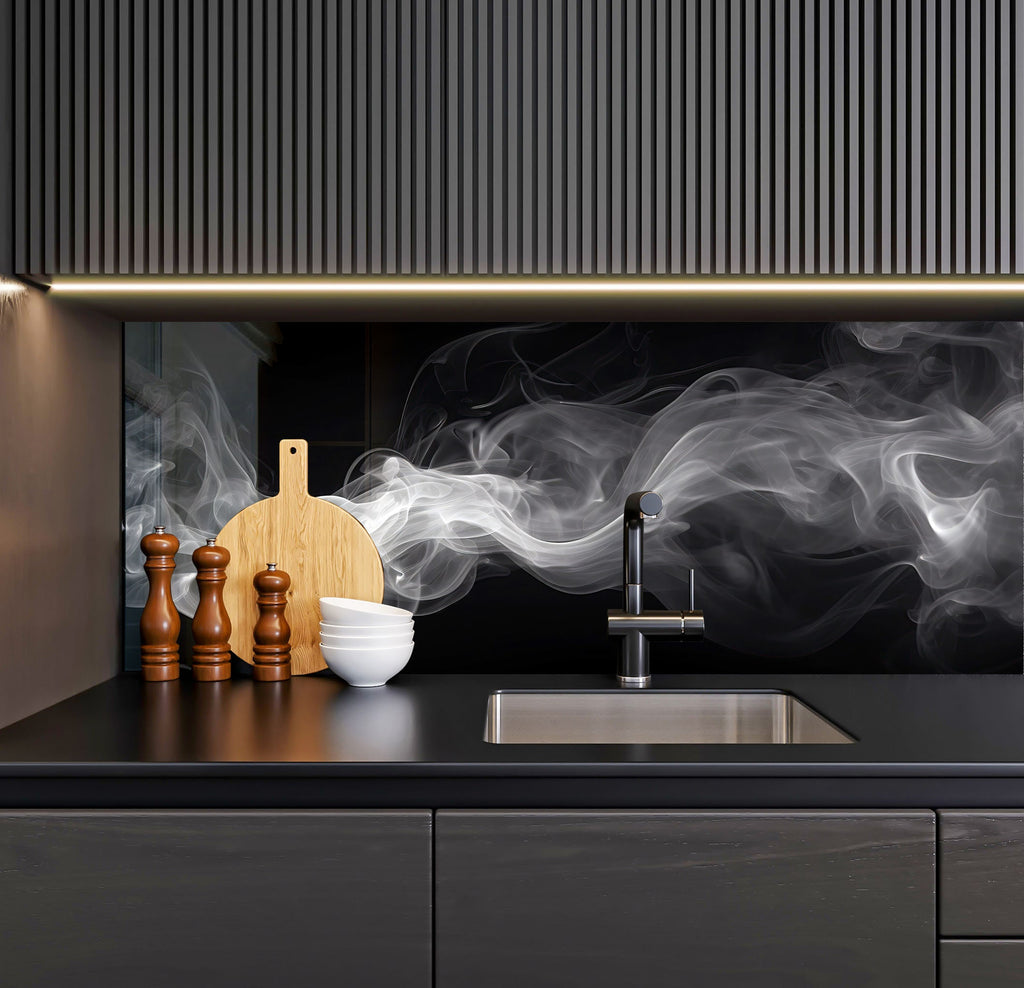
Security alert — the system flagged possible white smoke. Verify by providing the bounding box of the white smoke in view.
[124,361,259,613]
[125,321,1023,664]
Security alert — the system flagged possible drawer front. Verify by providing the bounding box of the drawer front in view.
[437,810,935,988]
[940,812,1024,936]
[0,810,432,988]
[941,941,1024,988]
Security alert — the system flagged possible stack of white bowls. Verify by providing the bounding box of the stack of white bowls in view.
[319,597,415,687]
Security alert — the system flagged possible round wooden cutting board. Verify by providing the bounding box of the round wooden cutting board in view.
[217,439,384,675]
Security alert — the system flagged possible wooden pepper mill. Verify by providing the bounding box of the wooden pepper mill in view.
[140,526,181,682]
[252,563,291,681]
[191,538,232,682]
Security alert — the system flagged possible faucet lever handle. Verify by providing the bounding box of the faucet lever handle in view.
[683,569,704,639]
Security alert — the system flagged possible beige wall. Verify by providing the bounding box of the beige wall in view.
[0,285,121,728]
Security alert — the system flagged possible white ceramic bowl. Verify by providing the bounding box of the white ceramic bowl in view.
[320,597,413,627]
[320,619,413,638]
[319,640,414,688]
[321,630,414,647]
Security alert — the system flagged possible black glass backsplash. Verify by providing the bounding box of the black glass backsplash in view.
[249,321,1022,674]
[124,320,1022,674]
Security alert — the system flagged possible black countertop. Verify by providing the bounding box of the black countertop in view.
[1,672,1023,808]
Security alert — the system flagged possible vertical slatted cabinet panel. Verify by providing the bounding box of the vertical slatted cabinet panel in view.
[436,810,936,988]
[0,810,432,987]
[10,0,1024,276]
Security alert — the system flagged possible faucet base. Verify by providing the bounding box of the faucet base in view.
[618,674,652,688]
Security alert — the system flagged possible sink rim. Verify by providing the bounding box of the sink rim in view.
[484,688,856,745]
[491,687,793,696]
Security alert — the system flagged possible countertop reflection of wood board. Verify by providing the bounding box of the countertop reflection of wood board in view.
[217,439,384,675]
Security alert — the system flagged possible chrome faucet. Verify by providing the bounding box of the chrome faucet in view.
[607,491,704,687]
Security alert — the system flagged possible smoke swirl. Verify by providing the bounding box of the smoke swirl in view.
[125,321,1023,665]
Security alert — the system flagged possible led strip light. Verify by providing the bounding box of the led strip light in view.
[45,277,1024,295]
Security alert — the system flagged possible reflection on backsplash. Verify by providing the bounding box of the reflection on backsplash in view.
[124,321,1023,672]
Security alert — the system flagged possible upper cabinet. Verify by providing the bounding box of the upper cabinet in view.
[9,0,1024,277]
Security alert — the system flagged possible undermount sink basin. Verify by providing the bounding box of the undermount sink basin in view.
[484,690,854,745]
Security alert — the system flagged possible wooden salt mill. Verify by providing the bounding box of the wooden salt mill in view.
[252,563,291,681]
[191,538,232,681]
[140,526,181,682]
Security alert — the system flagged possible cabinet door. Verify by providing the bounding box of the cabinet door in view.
[939,811,1024,935]
[437,810,934,988]
[941,941,1024,988]
[0,810,431,988]
[12,1,1018,279]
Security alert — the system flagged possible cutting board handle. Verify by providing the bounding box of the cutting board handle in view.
[279,439,309,499]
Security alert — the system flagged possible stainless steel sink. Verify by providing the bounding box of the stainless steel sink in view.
[484,690,854,744]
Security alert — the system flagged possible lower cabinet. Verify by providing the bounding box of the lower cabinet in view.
[941,941,1024,988]
[939,811,1024,987]
[435,810,936,988]
[940,811,1024,935]
[0,807,946,986]
[0,810,432,988]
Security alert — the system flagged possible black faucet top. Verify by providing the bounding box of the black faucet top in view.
[624,490,662,523]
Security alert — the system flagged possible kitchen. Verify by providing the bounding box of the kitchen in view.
[1,1,1023,985]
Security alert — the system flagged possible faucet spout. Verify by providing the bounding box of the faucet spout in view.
[609,491,704,687]
[623,490,662,614]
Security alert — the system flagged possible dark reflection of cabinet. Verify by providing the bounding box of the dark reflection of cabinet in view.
[0,811,432,988]
[436,810,935,988]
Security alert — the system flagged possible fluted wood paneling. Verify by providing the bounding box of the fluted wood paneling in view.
[12,0,1024,275]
